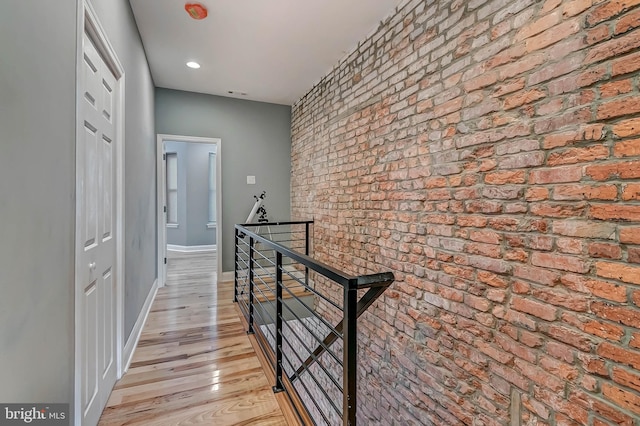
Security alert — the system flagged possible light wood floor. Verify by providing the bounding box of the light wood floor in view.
[99,251,290,425]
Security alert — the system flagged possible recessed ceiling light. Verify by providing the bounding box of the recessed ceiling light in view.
[186,61,200,69]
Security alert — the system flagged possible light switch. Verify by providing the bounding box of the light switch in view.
[247,175,256,185]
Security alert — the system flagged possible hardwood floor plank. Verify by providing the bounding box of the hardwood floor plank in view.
[99,252,291,425]
[102,389,286,426]
[114,354,260,389]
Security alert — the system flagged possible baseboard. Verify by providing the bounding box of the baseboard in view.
[222,271,234,282]
[167,244,216,252]
[122,278,158,373]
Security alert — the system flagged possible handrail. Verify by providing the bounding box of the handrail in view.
[235,223,394,289]
[234,221,394,425]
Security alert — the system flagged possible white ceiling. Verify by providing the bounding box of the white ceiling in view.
[129,0,404,105]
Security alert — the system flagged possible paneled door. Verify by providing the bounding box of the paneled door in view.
[79,31,118,425]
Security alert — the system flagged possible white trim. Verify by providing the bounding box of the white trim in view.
[167,244,217,253]
[157,134,222,288]
[157,140,167,287]
[222,271,235,282]
[166,223,179,229]
[122,279,158,373]
[75,1,126,424]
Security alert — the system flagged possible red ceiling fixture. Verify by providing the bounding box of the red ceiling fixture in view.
[185,3,208,20]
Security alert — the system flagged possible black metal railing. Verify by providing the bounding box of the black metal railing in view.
[234,221,394,425]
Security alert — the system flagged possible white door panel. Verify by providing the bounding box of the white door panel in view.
[80,32,117,425]
[83,281,98,413]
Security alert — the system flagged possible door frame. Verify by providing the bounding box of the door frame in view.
[74,0,126,423]
[156,134,223,287]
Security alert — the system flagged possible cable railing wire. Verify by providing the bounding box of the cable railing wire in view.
[234,221,393,426]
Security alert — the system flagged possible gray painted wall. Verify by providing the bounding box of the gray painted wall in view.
[0,0,156,413]
[91,0,157,339]
[0,0,77,404]
[165,141,217,246]
[155,88,292,272]
[187,143,217,246]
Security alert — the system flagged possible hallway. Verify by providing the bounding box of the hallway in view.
[99,252,289,425]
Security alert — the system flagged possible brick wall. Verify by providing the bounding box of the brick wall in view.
[291,0,640,424]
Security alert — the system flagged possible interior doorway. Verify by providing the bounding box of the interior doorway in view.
[74,1,126,424]
[156,134,222,287]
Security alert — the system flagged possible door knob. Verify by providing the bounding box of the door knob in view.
[89,262,96,270]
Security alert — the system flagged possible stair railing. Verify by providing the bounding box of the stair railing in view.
[235,221,394,425]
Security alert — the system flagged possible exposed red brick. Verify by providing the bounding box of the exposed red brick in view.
[512,296,558,321]
[592,301,640,327]
[505,248,529,262]
[620,227,640,244]
[622,183,640,200]
[542,124,604,149]
[613,117,640,137]
[602,383,640,416]
[563,0,593,17]
[504,89,546,110]
[585,279,629,303]
[525,187,549,201]
[578,353,608,375]
[528,235,554,251]
[534,107,592,134]
[532,286,589,311]
[632,333,640,349]
[531,252,589,273]
[591,396,637,424]
[556,237,583,254]
[457,215,488,228]
[587,24,612,45]
[516,11,561,41]
[541,0,562,13]
[464,72,498,92]
[595,261,640,285]
[484,170,526,185]
[552,184,618,201]
[616,7,640,34]
[469,230,502,245]
[530,165,582,184]
[590,204,640,221]
[497,54,546,80]
[612,367,640,393]
[552,220,616,239]
[597,96,640,120]
[586,161,640,180]
[601,79,633,97]
[514,358,565,391]
[530,202,586,218]
[542,324,593,351]
[514,265,561,286]
[525,18,581,53]
[546,145,609,166]
[583,319,625,341]
[539,355,579,381]
[587,0,640,26]
[612,50,640,76]
[290,1,640,423]
[588,242,622,259]
[613,139,640,157]
[477,270,509,288]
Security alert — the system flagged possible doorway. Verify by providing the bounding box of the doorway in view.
[156,134,222,287]
[74,1,125,425]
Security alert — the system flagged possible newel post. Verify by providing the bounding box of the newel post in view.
[343,279,358,425]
